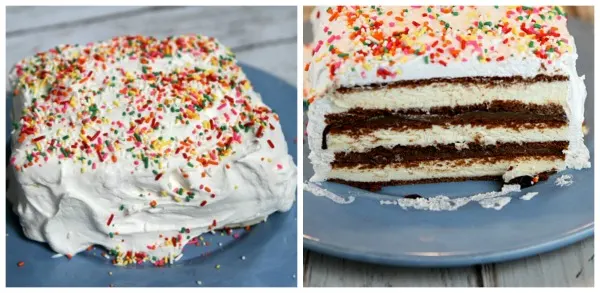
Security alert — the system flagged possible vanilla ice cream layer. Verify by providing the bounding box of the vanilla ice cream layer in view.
[327,125,569,152]
[328,156,565,183]
[330,81,568,111]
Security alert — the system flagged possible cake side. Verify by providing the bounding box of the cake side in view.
[9,35,297,265]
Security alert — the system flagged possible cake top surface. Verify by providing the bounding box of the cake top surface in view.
[306,6,575,101]
[9,35,296,265]
[11,35,279,176]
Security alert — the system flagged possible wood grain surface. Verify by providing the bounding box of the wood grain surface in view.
[6,6,297,86]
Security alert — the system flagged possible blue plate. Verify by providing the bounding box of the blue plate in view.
[6,63,298,287]
[303,20,594,267]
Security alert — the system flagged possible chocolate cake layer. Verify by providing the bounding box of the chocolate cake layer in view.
[331,141,568,169]
[336,74,569,93]
[326,112,567,136]
[330,171,556,191]
[325,101,566,122]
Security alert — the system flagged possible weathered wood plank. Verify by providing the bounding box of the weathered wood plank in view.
[481,237,594,287]
[237,42,296,86]
[6,6,296,75]
[305,252,480,287]
[6,6,147,33]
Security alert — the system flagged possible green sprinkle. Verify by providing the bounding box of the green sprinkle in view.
[452,11,459,16]
[337,53,349,58]
[187,162,194,168]
[62,135,69,140]
[134,133,142,142]
[424,56,429,64]
[554,6,563,16]
[528,41,535,48]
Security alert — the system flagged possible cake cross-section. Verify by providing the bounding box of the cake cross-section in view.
[305,6,589,190]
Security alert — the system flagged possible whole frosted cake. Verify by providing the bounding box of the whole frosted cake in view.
[9,35,296,265]
[305,6,590,190]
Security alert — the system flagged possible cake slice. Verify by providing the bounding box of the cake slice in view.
[9,35,296,265]
[305,6,589,190]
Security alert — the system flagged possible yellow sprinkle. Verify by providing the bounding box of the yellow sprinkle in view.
[113,100,120,107]
[69,96,76,108]
[161,190,168,197]
[234,185,238,190]
[173,197,181,203]
[81,167,86,173]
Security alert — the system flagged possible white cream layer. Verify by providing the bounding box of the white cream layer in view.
[327,125,569,152]
[328,156,565,183]
[330,81,568,110]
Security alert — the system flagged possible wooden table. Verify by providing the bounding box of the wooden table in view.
[6,6,297,86]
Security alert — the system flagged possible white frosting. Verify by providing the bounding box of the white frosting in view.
[380,184,522,211]
[308,6,573,93]
[303,181,355,204]
[8,35,296,264]
[520,192,539,200]
[555,174,574,187]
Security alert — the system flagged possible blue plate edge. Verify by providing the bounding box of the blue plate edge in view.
[304,224,593,267]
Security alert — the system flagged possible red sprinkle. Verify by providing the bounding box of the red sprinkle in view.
[155,173,163,181]
[255,125,264,138]
[200,200,208,207]
[32,135,45,142]
[17,261,25,267]
[267,139,274,149]
[106,213,114,226]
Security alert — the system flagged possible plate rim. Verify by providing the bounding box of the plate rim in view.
[303,223,593,267]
